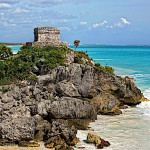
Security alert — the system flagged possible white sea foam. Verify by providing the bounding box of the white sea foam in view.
[137,101,150,115]
[13,51,17,54]
[136,88,150,115]
[143,88,150,99]
[114,67,137,75]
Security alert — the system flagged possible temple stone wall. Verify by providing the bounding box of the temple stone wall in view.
[26,27,68,47]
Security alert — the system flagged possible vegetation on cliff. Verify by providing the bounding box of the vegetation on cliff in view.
[0,45,114,85]
[0,46,71,84]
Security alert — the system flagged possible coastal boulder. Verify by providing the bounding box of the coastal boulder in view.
[90,92,121,115]
[35,98,97,120]
[48,98,97,119]
[93,70,144,105]
[87,133,110,149]
[55,80,81,98]
[122,76,144,104]
[46,120,79,148]
[0,117,36,141]
[87,133,101,146]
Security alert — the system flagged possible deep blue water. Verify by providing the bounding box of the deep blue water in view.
[10,45,150,92]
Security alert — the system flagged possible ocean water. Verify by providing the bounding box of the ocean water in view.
[9,46,21,54]
[11,45,150,150]
[69,45,150,93]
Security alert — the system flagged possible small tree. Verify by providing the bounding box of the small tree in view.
[74,40,80,51]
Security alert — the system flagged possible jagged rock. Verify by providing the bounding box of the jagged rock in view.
[34,130,45,142]
[35,100,51,117]
[55,80,81,97]
[45,136,65,148]
[35,98,97,119]
[93,71,143,105]
[87,133,110,149]
[47,64,95,97]
[67,119,93,130]
[0,117,36,141]
[121,76,143,104]
[90,93,121,115]
[36,120,51,131]
[48,99,97,119]
[0,48,145,149]
[38,74,53,86]
[46,120,79,147]
[87,133,101,146]
[34,119,51,141]
[64,51,75,65]
[97,139,110,149]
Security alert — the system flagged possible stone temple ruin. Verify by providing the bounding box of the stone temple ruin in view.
[26,27,68,47]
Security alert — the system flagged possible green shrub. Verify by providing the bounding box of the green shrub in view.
[28,74,38,82]
[0,46,72,85]
[0,45,13,59]
[0,77,12,86]
[94,63,114,75]
[0,88,10,93]
[75,51,93,66]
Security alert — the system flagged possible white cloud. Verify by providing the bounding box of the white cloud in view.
[121,18,131,25]
[60,27,70,31]
[114,18,131,27]
[92,20,108,28]
[89,18,131,30]
[80,21,87,25]
[13,8,29,13]
[0,12,4,16]
[1,21,16,26]
[0,3,11,8]
[106,25,113,29]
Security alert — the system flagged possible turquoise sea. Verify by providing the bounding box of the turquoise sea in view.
[69,45,150,93]
[8,46,21,54]
[10,45,150,149]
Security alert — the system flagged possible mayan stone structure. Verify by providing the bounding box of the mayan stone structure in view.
[26,27,68,47]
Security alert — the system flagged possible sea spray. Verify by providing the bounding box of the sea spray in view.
[143,88,150,99]
[136,89,150,115]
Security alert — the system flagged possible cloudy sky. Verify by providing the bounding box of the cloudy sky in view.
[0,0,150,45]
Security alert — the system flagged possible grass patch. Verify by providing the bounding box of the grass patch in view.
[94,63,114,75]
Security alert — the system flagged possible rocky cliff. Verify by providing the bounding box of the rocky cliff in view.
[0,48,145,149]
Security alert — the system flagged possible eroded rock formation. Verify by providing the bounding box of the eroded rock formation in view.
[0,50,145,149]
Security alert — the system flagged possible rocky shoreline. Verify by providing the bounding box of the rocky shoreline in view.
[0,49,146,149]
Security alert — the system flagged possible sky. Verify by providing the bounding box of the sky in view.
[0,0,150,45]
